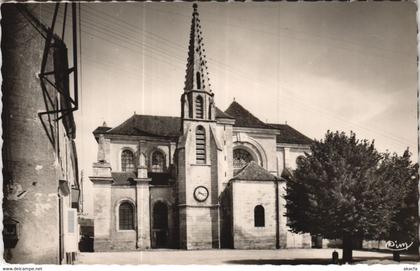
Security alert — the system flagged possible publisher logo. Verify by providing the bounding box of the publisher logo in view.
[386,240,413,251]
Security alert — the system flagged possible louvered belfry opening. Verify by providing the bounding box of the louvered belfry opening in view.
[196,126,206,164]
[196,96,204,119]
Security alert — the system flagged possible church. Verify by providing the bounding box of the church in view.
[89,4,313,251]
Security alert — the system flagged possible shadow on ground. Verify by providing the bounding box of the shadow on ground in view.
[226,255,420,265]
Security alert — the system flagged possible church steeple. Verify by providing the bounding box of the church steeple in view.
[181,3,215,122]
[184,3,212,92]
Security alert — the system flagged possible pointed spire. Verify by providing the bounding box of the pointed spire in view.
[184,3,212,93]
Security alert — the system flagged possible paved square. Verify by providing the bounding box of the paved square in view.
[76,249,417,265]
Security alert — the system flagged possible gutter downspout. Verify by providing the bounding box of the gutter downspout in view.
[275,179,280,249]
[135,182,139,249]
[58,188,63,264]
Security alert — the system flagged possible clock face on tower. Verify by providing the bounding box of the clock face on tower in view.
[193,186,209,202]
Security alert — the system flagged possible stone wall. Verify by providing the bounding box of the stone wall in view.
[232,181,277,249]
[232,131,278,175]
[215,122,234,192]
[93,183,151,251]
[1,4,68,263]
[184,206,216,249]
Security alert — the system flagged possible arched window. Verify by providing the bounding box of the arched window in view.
[151,150,165,173]
[233,148,254,169]
[119,202,134,230]
[121,149,135,172]
[196,96,203,119]
[254,205,265,227]
[196,72,201,89]
[196,126,206,164]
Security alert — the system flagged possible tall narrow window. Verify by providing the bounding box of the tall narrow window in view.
[196,96,203,119]
[196,72,201,89]
[151,150,165,173]
[121,149,135,172]
[196,126,206,164]
[254,205,265,227]
[119,202,134,230]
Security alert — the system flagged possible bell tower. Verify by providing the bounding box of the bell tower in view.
[181,3,215,124]
[177,3,220,249]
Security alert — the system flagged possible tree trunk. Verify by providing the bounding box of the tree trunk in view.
[342,235,353,263]
[393,251,400,262]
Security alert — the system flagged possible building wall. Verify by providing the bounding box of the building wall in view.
[184,207,217,249]
[93,183,151,251]
[232,131,278,175]
[150,186,176,248]
[178,120,220,249]
[109,186,137,251]
[108,138,176,173]
[109,141,138,171]
[2,4,79,264]
[277,145,310,172]
[276,145,312,248]
[232,181,277,249]
[93,183,113,251]
[215,122,234,192]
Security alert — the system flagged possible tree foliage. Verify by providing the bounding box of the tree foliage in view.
[285,131,418,246]
[378,150,419,244]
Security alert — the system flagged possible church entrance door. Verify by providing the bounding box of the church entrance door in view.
[151,201,168,248]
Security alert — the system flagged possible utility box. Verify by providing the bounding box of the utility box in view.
[3,217,20,249]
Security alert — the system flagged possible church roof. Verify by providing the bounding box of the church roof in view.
[224,101,272,129]
[93,125,112,135]
[94,103,311,146]
[106,115,180,139]
[215,107,235,119]
[111,172,136,185]
[268,123,313,145]
[231,161,280,181]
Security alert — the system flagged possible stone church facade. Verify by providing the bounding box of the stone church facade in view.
[90,4,313,251]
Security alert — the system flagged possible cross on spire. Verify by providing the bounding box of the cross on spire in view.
[184,3,212,93]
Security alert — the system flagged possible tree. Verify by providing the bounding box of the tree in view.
[285,131,407,263]
[377,150,419,261]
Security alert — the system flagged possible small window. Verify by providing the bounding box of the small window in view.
[119,202,134,230]
[196,72,201,89]
[254,205,265,227]
[196,96,203,119]
[151,150,165,173]
[121,149,135,172]
[196,126,206,164]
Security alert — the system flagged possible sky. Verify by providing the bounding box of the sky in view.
[38,2,418,216]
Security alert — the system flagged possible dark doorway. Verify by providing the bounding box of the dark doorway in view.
[152,201,168,248]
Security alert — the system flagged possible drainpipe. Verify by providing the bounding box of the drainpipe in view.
[58,188,63,264]
[135,180,139,249]
[217,204,221,249]
[275,180,280,249]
